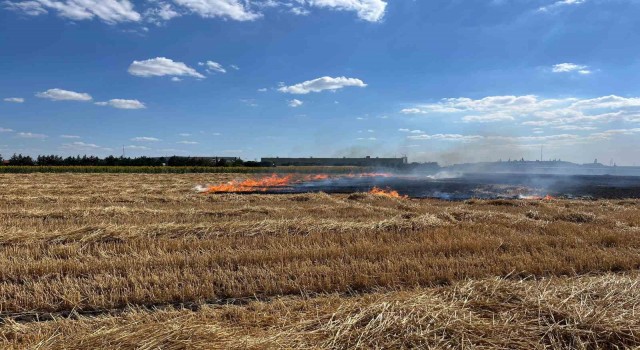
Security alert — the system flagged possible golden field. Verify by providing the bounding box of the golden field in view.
[1,173,639,349]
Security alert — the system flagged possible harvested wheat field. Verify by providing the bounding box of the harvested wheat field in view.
[1,173,640,349]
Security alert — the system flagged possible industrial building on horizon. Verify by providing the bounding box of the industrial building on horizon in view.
[261,156,408,167]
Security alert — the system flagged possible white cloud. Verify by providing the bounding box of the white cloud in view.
[288,98,303,107]
[95,99,146,109]
[257,88,268,92]
[552,125,597,131]
[0,127,14,132]
[178,133,192,137]
[402,94,640,130]
[570,95,640,110]
[4,97,25,103]
[405,129,640,150]
[200,60,226,74]
[278,76,367,94]
[60,134,81,138]
[408,134,484,142]
[462,114,515,123]
[538,0,585,12]
[552,62,591,74]
[4,0,141,23]
[17,132,47,139]
[36,88,92,101]
[125,145,151,150]
[177,140,198,144]
[229,64,239,70]
[6,0,386,24]
[400,108,425,115]
[61,141,101,150]
[128,57,205,78]
[408,133,584,145]
[171,77,182,82]
[290,6,309,15]
[131,136,160,142]
[4,1,48,15]
[301,0,387,22]
[402,95,560,116]
[145,1,180,24]
[172,0,261,21]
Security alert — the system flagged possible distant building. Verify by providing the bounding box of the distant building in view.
[149,156,240,162]
[261,156,408,167]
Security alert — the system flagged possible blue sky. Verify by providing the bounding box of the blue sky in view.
[1,0,640,164]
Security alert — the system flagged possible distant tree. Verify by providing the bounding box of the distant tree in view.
[104,155,118,166]
[10,154,35,166]
[37,155,64,165]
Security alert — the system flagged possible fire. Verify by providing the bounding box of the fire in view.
[199,173,404,195]
[518,194,556,200]
[369,186,406,199]
[303,174,330,181]
[203,174,292,193]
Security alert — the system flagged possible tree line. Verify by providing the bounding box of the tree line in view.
[0,154,273,167]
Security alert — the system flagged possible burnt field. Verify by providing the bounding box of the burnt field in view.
[255,173,640,200]
[1,173,640,349]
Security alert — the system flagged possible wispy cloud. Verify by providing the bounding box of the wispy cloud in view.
[279,76,367,94]
[17,132,47,139]
[552,63,592,75]
[3,97,24,103]
[288,99,303,107]
[172,0,261,21]
[60,141,105,151]
[131,136,160,142]
[303,0,387,22]
[128,57,204,79]
[401,94,640,130]
[95,99,146,109]
[3,0,141,24]
[199,60,227,74]
[36,88,92,101]
[538,0,586,12]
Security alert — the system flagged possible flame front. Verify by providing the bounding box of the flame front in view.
[200,173,394,194]
[518,194,556,200]
[369,186,406,198]
[203,174,293,193]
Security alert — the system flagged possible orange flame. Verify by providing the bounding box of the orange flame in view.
[369,186,406,199]
[303,174,330,181]
[203,174,292,193]
[519,194,556,200]
[201,173,403,195]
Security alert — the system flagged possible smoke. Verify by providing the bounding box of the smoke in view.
[426,171,463,180]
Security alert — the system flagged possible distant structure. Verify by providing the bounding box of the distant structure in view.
[150,156,239,162]
[261,156,408,167]
[149,156,240,166]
